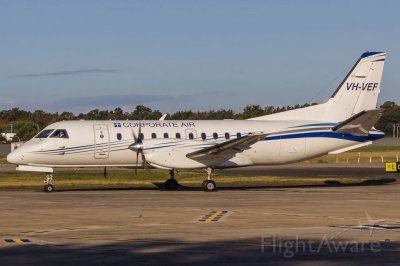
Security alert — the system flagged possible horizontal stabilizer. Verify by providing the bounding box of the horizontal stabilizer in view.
[332,109,382,136]
[328,141,372,154]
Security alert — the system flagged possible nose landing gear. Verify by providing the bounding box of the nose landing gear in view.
[44,173,54,193]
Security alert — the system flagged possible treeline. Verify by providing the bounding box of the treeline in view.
[0,101,399,141]
[375,101,400,136]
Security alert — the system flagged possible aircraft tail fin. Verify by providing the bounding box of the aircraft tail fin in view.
[327,52,386,120]
[249,51,386,122]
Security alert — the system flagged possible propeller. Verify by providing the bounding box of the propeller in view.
[128,123,147,175]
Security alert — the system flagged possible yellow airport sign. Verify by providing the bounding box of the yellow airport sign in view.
[385,162,398,173]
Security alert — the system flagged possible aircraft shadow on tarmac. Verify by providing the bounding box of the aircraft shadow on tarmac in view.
[1,236,399,266]
[53,178,397,193]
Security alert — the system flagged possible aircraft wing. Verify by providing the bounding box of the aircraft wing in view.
[186,109,382,164]
[186,133,266,161]
[332,109,383,136]
[186,129,298,164]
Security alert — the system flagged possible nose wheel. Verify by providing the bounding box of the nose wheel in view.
[43,173,55,193]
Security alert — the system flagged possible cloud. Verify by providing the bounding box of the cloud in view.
[12,69,119,78]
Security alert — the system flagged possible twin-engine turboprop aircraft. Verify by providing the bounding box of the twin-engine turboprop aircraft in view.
[7,52,386,192]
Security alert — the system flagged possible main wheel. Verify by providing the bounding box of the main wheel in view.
[203,180,216,192]
[165,179,179,190]
[44,184,54,193]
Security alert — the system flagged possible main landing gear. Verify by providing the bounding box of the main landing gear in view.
[165,169,180,190]
[43,173,54,193]
[202,167,216,192]
[164,167,217,192]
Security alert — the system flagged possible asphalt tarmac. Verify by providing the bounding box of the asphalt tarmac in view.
[0,175,399,265]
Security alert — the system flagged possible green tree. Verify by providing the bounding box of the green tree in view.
[376,101,400,136]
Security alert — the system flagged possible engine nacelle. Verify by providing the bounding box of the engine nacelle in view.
[143,139,209,169]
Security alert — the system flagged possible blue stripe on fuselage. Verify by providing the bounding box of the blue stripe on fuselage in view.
[289,123,336,128]
[265,132,384,142]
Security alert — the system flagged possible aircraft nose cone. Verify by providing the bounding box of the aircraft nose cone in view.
[7,151,22,165]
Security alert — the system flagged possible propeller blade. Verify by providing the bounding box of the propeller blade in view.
[141,152,150,172]
[135,151,139,176]
[138,122,142,142]
[132,129,138,143]
[131,121,145,176]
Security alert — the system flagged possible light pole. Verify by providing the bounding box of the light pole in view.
[392,123,396,138]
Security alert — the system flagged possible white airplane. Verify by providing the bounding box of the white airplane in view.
[7,52,386,192]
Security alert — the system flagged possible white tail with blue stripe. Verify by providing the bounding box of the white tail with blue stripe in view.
[250,52,386,122]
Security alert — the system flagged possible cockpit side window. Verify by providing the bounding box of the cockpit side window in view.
[35,129,54,138]
[50,129,69,139]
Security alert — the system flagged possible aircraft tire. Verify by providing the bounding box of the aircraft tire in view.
[201,180,207,189]
[165,179,179,190]
[44,184,54,193]
[203,180,216,192]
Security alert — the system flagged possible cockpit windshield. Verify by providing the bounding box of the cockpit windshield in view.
[35,129,54,138]
[50,129,69,139]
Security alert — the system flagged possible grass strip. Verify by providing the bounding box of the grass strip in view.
[0,169,395,189]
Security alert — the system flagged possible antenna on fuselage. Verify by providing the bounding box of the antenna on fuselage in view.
[159,114,167,120]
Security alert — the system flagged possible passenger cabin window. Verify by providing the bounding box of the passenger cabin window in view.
[176,133,181,139]
[237,132,241,138]
[225,133,230,140]
[151,133,157,139]
[50,129,69,139]
[188,133,194,140]
[164,133,169,138]
[139,133,144,140]
[213,133,218,140]
[117,133,122,140]
[201,133,206,140]
[35,129,54,138]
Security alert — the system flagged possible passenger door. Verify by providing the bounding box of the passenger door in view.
[93,124,110,159]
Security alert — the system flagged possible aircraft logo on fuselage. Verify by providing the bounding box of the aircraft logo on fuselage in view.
[113,121,196,128]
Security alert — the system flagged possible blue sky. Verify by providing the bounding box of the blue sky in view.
[1,0,399,113]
